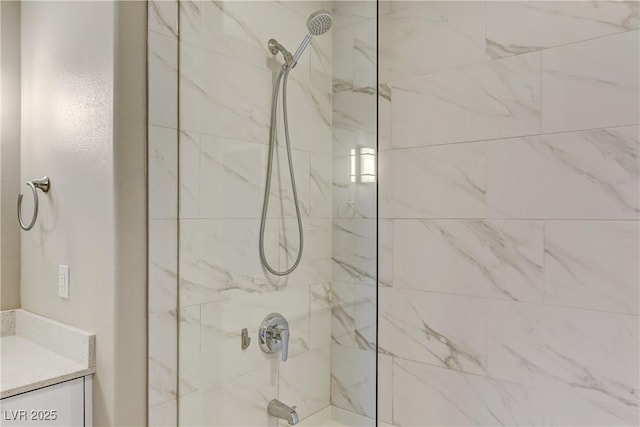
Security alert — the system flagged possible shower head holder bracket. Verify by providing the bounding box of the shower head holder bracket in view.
[268,39,297,69]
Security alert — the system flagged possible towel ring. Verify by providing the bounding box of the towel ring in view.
[17,176,50,231]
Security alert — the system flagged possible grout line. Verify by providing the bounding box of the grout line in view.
[386,287,640,318]
[378,218,640,222]
[483,0,488,59]
[542,220,547,304]
[175,1,181,424]
[178,36,331,76]
[540,39,544,134]
[375,0,380,423]
[391,353,623,398]
[485,293,490,384]
[144,1,151,424]
[148,28,177,41]
[383,28,640,86]
[379,123,640,152]
[483,134,489,219]
[389,354,394,426]
[148,123,181,132]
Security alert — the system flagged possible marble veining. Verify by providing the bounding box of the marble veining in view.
[377,354,394,425]
[332,1,376,30]
[178,365,277,427]
[148,1,179,419]
[379,1,489,83]
[379,142,486,219]
[394,358,639,427]
[333,87,378,133]
[149,126,178,220]
[199,137,269,219]
[544,141,638,213]
[352,286,376,352]
[149,31,178,129]
[179,0,331,75]
[379,2,640,426]
[149,311,178,407]
[333,24,356,93]
[331,283,357,347]
[487,301,639,410]
[378,219,393,288]
[393,219,544,302]
[487,1,640,59]
[279,348,331,420]
[542,30,640,133]
[353,20,376,89]
[310,282,332,350]
[154,1,373,425]
[149,0,178,38]
[178,305,201,396]
[487,126,640,219]
[310,153,332,218]
[279,219,332,288]
[332,219,377,285]
[545,220,640,314]
[179,219,283,306]
[170,2,347,422]
[330,344,377,419]
[380,288,487,375]
[180,43,272,142]
[392,51,541,148]
[331,282,376,353]
[149,399,177,427]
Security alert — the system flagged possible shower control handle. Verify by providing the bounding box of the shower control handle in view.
[279,328,289,362]
[258,313,290,362]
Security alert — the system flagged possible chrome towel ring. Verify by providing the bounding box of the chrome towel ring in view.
[17,176,50,231]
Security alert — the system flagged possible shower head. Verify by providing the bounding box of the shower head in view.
[291,10,333,63]
[269,10,333,68]
[306,10,333,36]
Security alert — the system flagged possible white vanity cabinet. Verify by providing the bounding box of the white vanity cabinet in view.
[0,310,96,426]
[0,376,92,427]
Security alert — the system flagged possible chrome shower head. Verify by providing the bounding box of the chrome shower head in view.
[291,10,333,63]
[306,10,333,36]
[270,10,333,67]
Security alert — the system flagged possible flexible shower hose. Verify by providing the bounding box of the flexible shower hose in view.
[259,65,304,276]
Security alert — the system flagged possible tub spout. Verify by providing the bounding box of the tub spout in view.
[267,399,299,425]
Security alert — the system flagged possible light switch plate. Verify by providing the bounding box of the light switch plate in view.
[59,265,70,299]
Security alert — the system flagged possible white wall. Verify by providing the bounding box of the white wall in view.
[0,0,21,310]
[19,2,146,425]
[378,1,639,426]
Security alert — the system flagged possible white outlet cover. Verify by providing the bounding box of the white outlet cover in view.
[59,265,70,299]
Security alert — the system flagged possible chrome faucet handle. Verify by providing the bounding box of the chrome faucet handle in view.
[258,313,290,362]
[279,327,289,362]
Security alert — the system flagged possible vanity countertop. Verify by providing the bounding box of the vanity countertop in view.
[0,309,95,399]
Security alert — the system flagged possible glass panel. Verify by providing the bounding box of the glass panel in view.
[177,1,378,426]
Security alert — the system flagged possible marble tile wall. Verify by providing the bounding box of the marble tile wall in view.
[148,2,382,426]
[170,1,338,426]
[330,1,378,424]
[148,1,179,425]
[378,2,640,426]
